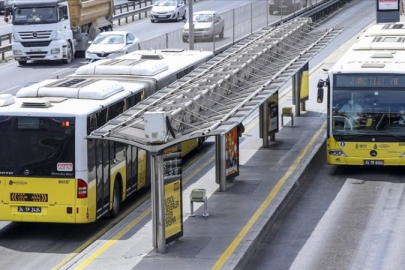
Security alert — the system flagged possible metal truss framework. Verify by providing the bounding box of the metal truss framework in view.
[88,17,343,153]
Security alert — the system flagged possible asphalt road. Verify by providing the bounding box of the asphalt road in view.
[0,1,366,269]
[0,0,325,95]
[244,1,405,269]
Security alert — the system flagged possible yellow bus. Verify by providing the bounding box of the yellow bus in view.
[0,49,213,223]
[317,23,405,166]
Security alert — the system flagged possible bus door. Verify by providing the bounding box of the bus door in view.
[125,146,138,195]
[95,140,110,216]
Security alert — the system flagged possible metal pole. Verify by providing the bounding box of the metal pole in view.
[232,9,235,45]
[219,135,226,192]
[266,0,269,25]
[188,0,194,50]
[250,3,253,34]
[212,15,215,52]
[158,156,166,252]
[156,155,166,253]
[150,154,157,248]
[294,73,301,116]
[215,135,221,184]
[261,102,269,148]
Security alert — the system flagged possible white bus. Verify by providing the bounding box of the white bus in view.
[0,49,213,223]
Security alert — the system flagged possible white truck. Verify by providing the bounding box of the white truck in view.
[5,0,114,65]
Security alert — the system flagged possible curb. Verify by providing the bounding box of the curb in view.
[228,124,327,270]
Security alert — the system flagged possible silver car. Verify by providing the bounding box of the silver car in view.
[150,0,187,22]
[182,11,225,42]
[85,31,140,63]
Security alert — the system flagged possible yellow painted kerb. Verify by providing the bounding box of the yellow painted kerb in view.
[211,121,326,270]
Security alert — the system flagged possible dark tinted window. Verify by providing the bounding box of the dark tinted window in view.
[0,116,75,177]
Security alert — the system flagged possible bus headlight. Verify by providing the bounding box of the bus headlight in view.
[51,48,60,54]
[13,50,22,55]
[328,149,346,156]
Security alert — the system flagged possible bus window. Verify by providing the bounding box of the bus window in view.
[88,139,96,183]
[107,100,125,121]
[97,108,108,128]
[87,113,98,135]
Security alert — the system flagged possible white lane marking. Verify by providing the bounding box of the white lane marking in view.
[0,60,17,69]
[51,64,79,74]
[0,85,19,93]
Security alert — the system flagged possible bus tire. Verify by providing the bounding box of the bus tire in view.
[197,137,205,152]
[18,60,27,66]
[109,180,121,218]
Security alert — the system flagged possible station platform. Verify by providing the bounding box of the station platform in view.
[60,74,327,270]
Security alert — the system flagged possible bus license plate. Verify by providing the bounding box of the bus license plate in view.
[364,160,384,166]
[18,206,41,213]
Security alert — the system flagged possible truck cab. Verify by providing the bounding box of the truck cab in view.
[7,0,113,66]
[8,0,73,65]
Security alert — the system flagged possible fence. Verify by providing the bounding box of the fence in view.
[139,0,327,53]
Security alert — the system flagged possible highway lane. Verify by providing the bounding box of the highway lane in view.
[0,0,309,95]
[0,1,363,269]
[246,1,402,269]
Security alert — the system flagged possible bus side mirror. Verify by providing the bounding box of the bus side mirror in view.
[317,79,324,103]
[317,87,324,103]
[4,17,9,23]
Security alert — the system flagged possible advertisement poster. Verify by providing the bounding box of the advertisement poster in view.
[378,0,399,10]
[300,63,309,102]
[225,126,239,180]
[164,178,182,242]
[268,92,279,133]
[162,144,183,244]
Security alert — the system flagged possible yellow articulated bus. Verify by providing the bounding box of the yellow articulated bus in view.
[317,23,405,166]
[0,49,213,223]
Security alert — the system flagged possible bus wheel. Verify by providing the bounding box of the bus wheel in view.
[197,137,205,152]
[109,180,120,218]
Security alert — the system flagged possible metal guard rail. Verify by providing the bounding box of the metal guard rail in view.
[0,0,354,60]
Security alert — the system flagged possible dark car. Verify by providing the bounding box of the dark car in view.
[269,0,307,15]
[0,1,5,15]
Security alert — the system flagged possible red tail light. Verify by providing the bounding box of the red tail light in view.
[77,179,87,198]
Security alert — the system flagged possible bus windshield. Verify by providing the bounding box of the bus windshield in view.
[13,6,58,25]
[332,90,405,140]
[0,116,75,177]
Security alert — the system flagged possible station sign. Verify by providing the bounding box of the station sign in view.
[162,144,183,244]
[268,92,279,134]
[300,63,309,102]
[376,0,400,23]
[378,0,399,10]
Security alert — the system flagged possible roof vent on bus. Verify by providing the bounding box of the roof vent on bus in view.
[0,94,15,107]
[21,99,52,108]
[361,63,385,68]
[161,49,185,53]
[140,52,164,60]
[371,52,394,58]
[78,80,124,100]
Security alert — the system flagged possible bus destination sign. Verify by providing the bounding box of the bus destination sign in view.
[335,74,405,88]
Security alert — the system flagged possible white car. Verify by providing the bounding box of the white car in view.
[182,11,225,42]
[85,31,140,63]
[150,0,186,22]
